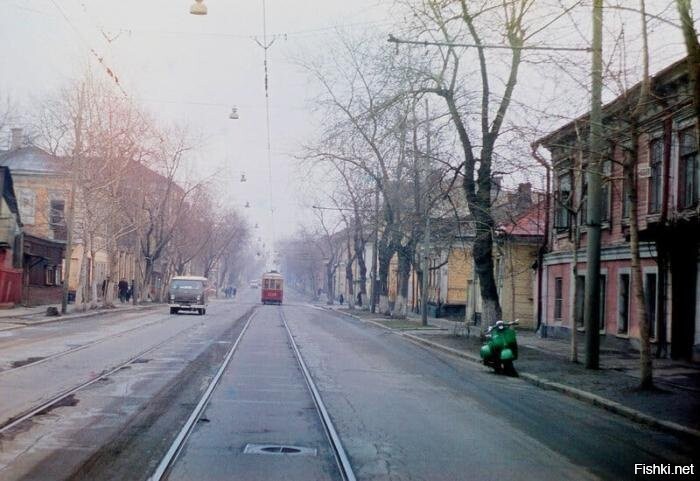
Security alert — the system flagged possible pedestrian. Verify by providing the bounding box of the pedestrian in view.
[118,278,129,303]
[357,292,362,306]
[339,293,344,305]
[233,287,237,297]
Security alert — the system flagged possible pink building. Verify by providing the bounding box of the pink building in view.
[539,57,699,361]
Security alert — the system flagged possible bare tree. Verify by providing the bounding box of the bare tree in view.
[398,0,536,326]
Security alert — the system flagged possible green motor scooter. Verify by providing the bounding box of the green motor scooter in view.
[480,320,519,375]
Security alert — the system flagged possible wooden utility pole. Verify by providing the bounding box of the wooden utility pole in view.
[584,0,604,369]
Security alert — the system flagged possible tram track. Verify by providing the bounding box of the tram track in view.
[0,311,176,375]
[280,307,357,481]
[0,318,204,435]
[148,305,356,481]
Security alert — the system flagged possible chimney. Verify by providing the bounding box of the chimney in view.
[10,128,23,150]
[518,182,532,199]
[516,182,533,212]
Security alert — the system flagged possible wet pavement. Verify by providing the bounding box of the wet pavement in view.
[329,305,700,434]
[167,305,340,481]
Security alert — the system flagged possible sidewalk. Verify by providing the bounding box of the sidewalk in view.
[0,301,161,331]
[323,303,700,439]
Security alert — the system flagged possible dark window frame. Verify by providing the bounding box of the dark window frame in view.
[618,272,631,334]
[678,126,698,209]
[648,138,663,214]
[556,170,573,231]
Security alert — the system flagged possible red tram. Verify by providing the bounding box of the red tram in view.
[261,271,284,305]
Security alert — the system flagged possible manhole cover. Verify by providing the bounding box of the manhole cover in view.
[243,444,317,456]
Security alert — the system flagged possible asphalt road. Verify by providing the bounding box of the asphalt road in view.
[0,294,256,480]
[0,288,696,481]
[281,303,697,481]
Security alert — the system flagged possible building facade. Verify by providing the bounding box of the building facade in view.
[540,57,699,360]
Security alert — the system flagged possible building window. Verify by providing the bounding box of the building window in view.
[18,188,36,225]
[579,174,588,225]
[574,274,606,331]
[622,173,631,219]
[678,127,698,209]
[49,199,67,240]
[644,272,658,339]
[554,277,563,321]
[618,272,630,334]
[556,172,572,231]
[574,275,585,328]
[601,161,611,222]
[45,266,55,286]
[648,138,663,214]
[599,274,607,332]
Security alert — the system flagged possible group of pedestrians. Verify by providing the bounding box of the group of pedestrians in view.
[118,279,134,303]
[224,286,237,298]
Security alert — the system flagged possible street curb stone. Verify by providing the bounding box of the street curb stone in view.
[322,306,700,441]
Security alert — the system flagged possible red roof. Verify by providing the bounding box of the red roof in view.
[498,200,547,237]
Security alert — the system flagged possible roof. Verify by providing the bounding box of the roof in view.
[537,55,689,148]
[0,146,65,174]
[262,271,283,278]
[171,276,208,281]
[498,200,547,238]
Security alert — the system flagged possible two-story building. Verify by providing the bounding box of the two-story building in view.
[0,166,23,306]
[539,56,699,361]
[0,138,67,305]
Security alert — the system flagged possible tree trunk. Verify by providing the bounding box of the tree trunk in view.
[392,249,412,319]
[354,233,367,307]
[103,241,118,308]
[378,248,392,315]
[89,234,98,308]
[75,245,89,312]
[472,209,502,327]
[345,255,355,310]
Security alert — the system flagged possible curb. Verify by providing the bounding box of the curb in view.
[0,304,162,331]
[323,307,700,441]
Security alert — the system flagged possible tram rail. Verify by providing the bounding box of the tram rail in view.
[0,320,203,435]
[148,305,356,481]
[0,312,177,375]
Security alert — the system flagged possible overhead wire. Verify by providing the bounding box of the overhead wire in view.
[48,0,128,97]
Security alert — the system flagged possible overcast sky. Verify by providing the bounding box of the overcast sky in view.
[0,0,692,253]
[0,0,390,253]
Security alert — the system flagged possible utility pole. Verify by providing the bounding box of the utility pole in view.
[584,0,603,369]
[421,98,431,326]
[370,169,379,314]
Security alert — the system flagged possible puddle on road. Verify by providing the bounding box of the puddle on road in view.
[35,394,79,416]
[11,356,45,368]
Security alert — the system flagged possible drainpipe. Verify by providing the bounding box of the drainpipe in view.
[532,142,551,334]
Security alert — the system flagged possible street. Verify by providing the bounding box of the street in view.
[0,289,695,481]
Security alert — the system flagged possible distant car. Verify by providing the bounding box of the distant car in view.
[249,280,259,288]
[169,276,209,315]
